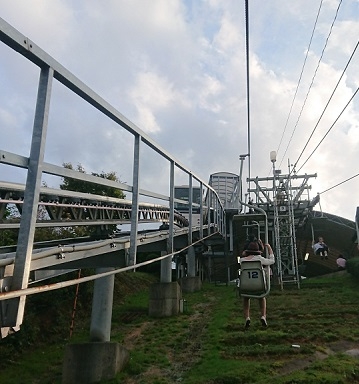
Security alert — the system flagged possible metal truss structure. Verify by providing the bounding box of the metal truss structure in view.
[248,171,318,289]
[0,182,189,229]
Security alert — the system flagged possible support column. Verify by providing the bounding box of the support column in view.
[62,268,129,383]
[90,268,115,342]
[179,246,202,293]
[160,251,172,283]
[187,246,196,277]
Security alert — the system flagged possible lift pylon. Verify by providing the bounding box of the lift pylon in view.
[246,161,317,290]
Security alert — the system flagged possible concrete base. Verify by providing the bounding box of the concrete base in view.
[62,342,129,384]
[148,282,181,317]
[178,276,202,293]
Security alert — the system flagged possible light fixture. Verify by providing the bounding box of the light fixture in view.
[270,151,277,163]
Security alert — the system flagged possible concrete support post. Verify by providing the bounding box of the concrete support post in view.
[90,267,115,342]
[160,251,172,283]
[148,282,181,317]
[187,246,196,277]
[63,268,129,383]
[179,246,202,293]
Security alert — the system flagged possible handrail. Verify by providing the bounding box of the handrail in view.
[0,17,226,328]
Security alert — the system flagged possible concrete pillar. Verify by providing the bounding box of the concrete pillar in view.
[148,281,181,317]
[160,251,172,283]
[178,276,202,293]
[187,246,196,277]
[178,246,202,293]
[62,268,129,383]
[62,342,129,384]
[90,267,115,342]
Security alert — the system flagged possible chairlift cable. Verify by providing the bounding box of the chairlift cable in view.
[244,0,251,186]
[319,172,359,195]
[292,38,359,173]
[275,0,324,160]
[296,85,359,172]
[281,0,343,169]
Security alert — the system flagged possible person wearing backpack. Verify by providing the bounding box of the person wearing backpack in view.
[240,239,275,329]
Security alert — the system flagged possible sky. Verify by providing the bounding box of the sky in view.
[0,0,358,222]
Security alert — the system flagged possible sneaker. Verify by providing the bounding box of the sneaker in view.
[260,316,268,327]
[245,318,251,329]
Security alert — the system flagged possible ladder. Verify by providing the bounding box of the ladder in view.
[273,177,300,289]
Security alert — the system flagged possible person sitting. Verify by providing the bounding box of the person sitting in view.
[312,236,329,260]
[243,233,264,254]
[336,255,346,270]
[239,239,275,329]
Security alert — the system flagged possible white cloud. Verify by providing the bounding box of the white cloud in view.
[0,0,358,220]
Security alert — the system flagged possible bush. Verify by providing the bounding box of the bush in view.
[346,257,359,280]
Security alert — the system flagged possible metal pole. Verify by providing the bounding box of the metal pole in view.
[188,175,193,244]
[5,66,54,327]
[161,161,174,283]
[199,182,204,239]
[129,134,140,266]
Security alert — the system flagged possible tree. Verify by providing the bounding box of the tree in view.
[60,163,125,199]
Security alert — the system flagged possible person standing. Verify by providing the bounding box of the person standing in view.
[239,239,275,329]
[336,255,346,270]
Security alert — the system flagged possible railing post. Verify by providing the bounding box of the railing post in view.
[188,175,193,245]
[160,160,174,283]
[129,134,141,267]
[5,66,53,327]
[207,189,212,234]
[199,182,204,238]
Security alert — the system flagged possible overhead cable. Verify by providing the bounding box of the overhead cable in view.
[276,0,323,160]
[293,37,359,171]
[244,0,251,184]
[296,85,359,173]
[280,0,343,168]
[319,172,359,195]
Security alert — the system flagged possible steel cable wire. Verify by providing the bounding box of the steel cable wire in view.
[292,38,359,173]
[296,85,359,173]
[276,0,324,160]
[280,0,343,168]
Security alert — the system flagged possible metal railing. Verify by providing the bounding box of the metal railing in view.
[0,17,225,328]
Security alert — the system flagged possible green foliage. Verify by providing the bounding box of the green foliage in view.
[0,229,18,246]
[60,162,125,199]
[0,207,19,246]
[346,257,359,280]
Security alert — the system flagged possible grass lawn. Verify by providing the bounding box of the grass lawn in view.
[0,272,359,383]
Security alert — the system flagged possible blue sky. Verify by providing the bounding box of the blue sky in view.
[0,0,358,221]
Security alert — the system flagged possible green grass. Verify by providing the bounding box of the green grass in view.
[0,272,359,383]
